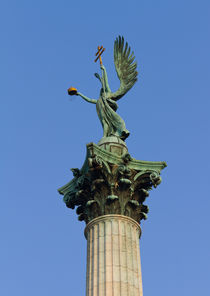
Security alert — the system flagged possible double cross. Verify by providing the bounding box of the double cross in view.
[94,46,105,65]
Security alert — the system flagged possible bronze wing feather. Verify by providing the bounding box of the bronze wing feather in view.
[110,36,138,101]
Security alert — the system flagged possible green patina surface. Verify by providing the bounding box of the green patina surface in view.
[58,141,166,224]
[59,36,167,224]
[72,36,137,140]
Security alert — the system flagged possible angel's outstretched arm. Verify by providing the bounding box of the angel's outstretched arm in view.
[77,92,97,104]
[101,65,111,92]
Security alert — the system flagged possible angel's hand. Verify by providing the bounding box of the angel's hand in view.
[100,64,105,71]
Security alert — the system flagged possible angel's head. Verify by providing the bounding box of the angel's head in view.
[94,72,102,85]
[94,72,104,94]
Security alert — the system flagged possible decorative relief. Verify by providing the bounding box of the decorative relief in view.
[58,142,166,224]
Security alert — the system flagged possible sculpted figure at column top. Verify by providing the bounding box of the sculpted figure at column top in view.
[68,36,138,141]
[59,36,166,224]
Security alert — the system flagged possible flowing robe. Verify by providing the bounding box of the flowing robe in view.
[96,92,130,140]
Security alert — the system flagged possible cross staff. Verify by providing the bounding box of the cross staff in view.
[94,46,105,65]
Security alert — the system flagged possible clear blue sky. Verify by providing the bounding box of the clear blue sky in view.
[1,0,210,295]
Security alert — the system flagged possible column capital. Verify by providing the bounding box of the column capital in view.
[58,140,166,224]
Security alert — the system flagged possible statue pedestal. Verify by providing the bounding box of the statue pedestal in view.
[85,215,143,296]
[98,136,128,156]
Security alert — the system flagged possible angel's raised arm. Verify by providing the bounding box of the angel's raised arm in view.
[101,65,111,92]
[77,92,97,104]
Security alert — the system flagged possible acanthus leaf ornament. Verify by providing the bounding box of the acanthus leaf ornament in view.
[58,143,166,224]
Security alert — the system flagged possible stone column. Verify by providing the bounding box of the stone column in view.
[85,215,143,296]
[58,140,166,295]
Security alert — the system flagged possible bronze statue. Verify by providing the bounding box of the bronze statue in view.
[68,36,138,141]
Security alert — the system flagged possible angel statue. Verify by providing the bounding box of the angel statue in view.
[68,36,138,141]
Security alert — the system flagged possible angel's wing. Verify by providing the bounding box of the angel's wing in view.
[110,36,138,101]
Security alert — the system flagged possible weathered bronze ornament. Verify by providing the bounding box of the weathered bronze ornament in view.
[68,87,77,95]
[58,36,166,224]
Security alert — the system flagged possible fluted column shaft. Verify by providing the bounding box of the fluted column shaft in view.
[84,215,143,296]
